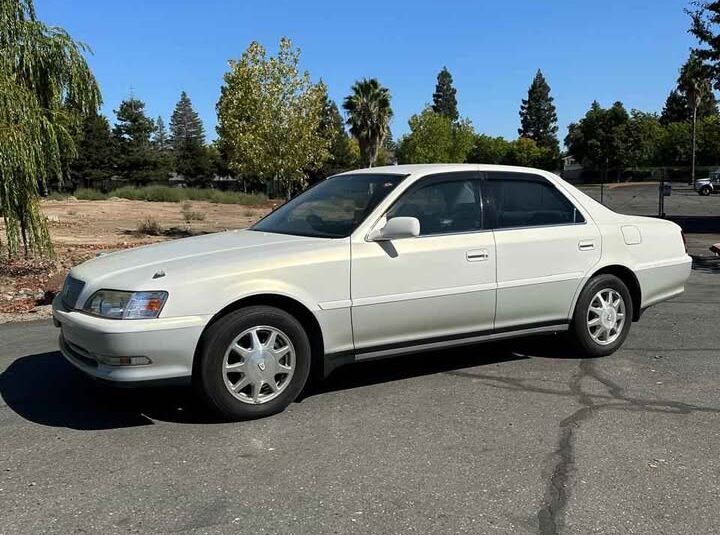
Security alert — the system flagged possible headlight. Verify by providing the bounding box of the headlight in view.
[83,290,168,319]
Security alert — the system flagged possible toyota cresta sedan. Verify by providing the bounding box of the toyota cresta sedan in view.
[53,164,692,419]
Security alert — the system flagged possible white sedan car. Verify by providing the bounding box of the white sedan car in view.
[53,164,692,419]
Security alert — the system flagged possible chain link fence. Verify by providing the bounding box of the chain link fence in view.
[574,179,720,258]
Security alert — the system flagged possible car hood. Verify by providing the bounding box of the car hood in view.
[695,178,711,184]
[70,230,326,288]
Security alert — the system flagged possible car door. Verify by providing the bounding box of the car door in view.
[350,172,497,355]
[483,171,601,330]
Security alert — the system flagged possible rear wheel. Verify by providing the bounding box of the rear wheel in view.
[196,306,311,420]
[571,274,633,357]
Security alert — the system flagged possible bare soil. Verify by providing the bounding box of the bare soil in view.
[0,198,272,322]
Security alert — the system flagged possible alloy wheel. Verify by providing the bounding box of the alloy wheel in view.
[586,288,626,346]
[222,326,296,404]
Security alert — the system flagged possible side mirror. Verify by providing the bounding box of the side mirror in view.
[368,217,420,241]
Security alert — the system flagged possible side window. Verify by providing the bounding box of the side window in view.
[484,172,585,229]
[387,177,482,236]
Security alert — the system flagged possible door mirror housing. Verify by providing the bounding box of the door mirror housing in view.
[368,217,421,241]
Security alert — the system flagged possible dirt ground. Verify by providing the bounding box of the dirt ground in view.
[0,199,272,322]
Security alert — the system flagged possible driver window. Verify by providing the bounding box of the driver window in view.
[387,178,482,236]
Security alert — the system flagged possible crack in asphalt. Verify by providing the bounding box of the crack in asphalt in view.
[446,360,720,535]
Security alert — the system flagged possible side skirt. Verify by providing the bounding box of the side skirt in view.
[323,321,568,377]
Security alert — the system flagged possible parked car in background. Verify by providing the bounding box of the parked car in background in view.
[695,170,720,195]
[53,164,692,420]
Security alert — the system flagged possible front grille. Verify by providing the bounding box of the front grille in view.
[61,276,85,309]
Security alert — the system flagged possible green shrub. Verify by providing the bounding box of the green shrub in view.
[44,186,268,205]
[107,186,267,205]
[74,188,108,201]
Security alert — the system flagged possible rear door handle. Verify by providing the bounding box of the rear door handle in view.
[578,240,595,251]
[466,249,489,262]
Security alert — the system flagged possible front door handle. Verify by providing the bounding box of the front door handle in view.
[578,240,595,251]
[466,249,489,262]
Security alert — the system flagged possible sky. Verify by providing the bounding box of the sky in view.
[36,0,697,144]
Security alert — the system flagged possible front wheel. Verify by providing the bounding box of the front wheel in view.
[196,306,311,420]
[571,274,633,357]
[700,186,712,196]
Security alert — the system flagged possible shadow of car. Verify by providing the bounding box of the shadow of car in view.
[0,334,585,431]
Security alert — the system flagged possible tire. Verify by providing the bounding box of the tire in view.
[700,186,712,196]
[571,274,633,358]
[196,305,312,420]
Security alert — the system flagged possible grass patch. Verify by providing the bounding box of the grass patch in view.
[75,188,109,201]
[136,216,163,236]
[46,186,267,205]
[181,201,206,222]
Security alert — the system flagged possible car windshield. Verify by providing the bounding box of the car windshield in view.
[251,173,407,238]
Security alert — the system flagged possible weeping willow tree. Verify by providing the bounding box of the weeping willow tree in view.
[0,0,100,257]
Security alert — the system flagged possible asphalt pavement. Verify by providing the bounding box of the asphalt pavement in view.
[1,268,719,535]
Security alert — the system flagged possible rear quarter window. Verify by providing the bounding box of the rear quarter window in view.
[484,172,585,229]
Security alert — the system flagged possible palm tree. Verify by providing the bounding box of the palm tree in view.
[0,0,100,257]
[343,78,393,167]
[678,53,712,185]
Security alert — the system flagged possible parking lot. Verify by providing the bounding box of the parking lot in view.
[578,183,720,256]
[1,263,719,535]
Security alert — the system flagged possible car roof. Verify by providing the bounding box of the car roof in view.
[334,163,554,177]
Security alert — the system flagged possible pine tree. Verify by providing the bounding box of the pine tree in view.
[688,2,720,87]
[153,115,173,178]
[153,116,169,151]
[113,97,161,186]
[170,91,210,186]
[432,67,459,122]
[660,87,717,125]
[518,69,559,154]
[70,112,115,189]
[661,90,691,125]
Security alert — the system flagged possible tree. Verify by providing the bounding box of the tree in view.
[658,122,692,166]
[0,0,100,257]
[620,111,664,169]
[660,88,717,125]
[307,90,357,183]
[375,132,397,166]
[519,69,559,155]
[688,1,720,86]
[70,112,115,189]
[343,78,393,167]
[565,101,630,180]
[660,90,690,125]
[506,137,553,168]
[432,67,459,121]
[217,37,328,198]
[113,97,161,186]
[396,107,474,164]
[152,115,173,179]
[467,135,512,164]
[153,116,169,152]
[678,52,713,183]
[170,91,210,186]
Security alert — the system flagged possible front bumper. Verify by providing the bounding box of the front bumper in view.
[52,295,210,383]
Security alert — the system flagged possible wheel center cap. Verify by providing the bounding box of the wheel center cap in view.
[258,361,266,371]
